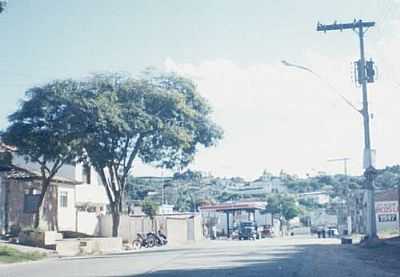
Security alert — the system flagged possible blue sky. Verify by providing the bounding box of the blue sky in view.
[1,1,400,179]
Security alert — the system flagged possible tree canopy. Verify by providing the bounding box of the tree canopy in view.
[2,80,83,229]
[264,194,301,222]
[67,71,223,236]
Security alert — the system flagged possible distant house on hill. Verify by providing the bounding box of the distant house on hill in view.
[226,175,286,198]
[298,191,331,205]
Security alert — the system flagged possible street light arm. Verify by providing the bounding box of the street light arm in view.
[281,60,362,115]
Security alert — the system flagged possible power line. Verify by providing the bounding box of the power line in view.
[317,19,378,241]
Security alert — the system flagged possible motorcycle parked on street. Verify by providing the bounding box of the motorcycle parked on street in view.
[132,232,168,250]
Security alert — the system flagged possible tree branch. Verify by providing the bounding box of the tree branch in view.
[122,134,144,182]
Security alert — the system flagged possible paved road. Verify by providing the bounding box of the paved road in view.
[1,236,399,277]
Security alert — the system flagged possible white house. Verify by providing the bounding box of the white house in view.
[298,191,331,205]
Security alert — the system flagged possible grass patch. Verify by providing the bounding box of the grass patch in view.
[0,245,46,264]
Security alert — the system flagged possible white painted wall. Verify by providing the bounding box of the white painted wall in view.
[57,185,76,231]
[75,185,108,205]
[76,211,100,235]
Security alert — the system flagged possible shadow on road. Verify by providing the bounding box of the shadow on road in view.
[103,241,400,277]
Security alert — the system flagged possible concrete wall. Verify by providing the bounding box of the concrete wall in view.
[99,215,153,241]
[56,237,122,256]
[75,184,108,206]
[76,211,101,235]
[57,185,76,231]
[98,214,203,244]
[167,217,188,244]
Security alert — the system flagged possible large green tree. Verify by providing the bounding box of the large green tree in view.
[70,72,222,236]
[2,80,82,229]
[264,194,301,229]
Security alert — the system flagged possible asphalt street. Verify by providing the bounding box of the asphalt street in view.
[1,236,399,277]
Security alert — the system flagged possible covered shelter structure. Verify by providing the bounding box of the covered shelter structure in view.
[200,201,266,237]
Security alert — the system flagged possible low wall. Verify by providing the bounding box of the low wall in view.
[19,230,62,248]
[56,237,122,256]
[76,212,100,236]
[98,214,203,244]
[99,215,153,241]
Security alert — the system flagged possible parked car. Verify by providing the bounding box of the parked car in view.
[239,221,257,240]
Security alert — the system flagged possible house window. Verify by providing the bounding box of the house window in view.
[23,189,40,213]
[59,191,68,208]
[82,164,91,184]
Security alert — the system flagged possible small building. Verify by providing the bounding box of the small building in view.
[0,144,108,235]
[375,188,400,235]
[298,191,331,205]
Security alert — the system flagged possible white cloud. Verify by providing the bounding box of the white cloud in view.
[134,6,400,180]
[159,47,400,180]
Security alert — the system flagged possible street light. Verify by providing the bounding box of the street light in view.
[283,59,378,239]
[281,60,361,114]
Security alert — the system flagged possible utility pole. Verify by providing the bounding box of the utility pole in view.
[328,158,350,177]
[317,20,378,240]
[328,158,352,235]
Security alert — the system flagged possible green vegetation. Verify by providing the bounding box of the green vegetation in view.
[3,71,222,236]
[142,199,159,219]
[0,245,45,264]
[126,165,400,214]
[2,80,84,229]
[264,194,301,223]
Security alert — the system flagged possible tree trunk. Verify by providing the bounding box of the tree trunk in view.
[111,210,120,237]
[4,181,10,233]
[34,179,50,229]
